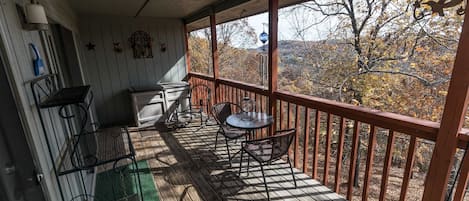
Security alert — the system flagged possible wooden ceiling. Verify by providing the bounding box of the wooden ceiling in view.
[69,0,219,18]
[185,0,302,32]
[69,0,303,31]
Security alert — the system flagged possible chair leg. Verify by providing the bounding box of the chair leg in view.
[287,155,297,188]
[200,111,203,126]
[225,138,231,166]
[260,164,270,201]
[239,149,244,175]
[247,154,250,175]
[214,132,219,151]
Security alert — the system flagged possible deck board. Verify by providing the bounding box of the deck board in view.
[129,124,346,201]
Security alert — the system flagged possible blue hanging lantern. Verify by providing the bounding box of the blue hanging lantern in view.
[259,31,268,44]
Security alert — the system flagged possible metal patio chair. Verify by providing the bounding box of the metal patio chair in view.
[211,102,249,164]
[238,128,297,200]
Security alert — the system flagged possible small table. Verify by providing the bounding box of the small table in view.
[226,112,274,132]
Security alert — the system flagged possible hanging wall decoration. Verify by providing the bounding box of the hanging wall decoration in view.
[128,30,153,58]
[160,43,166,52]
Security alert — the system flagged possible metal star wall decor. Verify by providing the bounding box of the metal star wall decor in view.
[86,42,96,50]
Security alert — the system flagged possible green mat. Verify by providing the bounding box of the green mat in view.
[95,160,159,201]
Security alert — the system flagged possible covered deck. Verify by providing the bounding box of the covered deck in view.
[0,0,468,200]
[130,123,345,201]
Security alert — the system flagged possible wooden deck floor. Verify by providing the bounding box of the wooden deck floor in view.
[129,123,346,201]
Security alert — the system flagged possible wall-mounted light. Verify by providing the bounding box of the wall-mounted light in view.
[16,1,48,30]
[26,3,48,24]
[160,43,166,52]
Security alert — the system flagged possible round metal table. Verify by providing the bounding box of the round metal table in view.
[226,112,274,130]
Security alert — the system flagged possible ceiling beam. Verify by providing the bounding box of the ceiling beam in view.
[134,0,151,17]
[183,0,249,24]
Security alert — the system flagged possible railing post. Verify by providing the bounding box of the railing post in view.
[422,6,469,201]
[210,10,220,102]
[268,0,278,135]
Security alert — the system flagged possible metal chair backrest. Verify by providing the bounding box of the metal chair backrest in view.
[189,84,211,107]
[211,102,241,125]
[270,129,296,161]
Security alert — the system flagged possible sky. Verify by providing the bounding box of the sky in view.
[189,4,339,49]
[245,6,338,48]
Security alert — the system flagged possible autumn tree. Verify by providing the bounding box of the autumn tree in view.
[189,18,263,86]
[189,28,213,75]
[280,0,462,128]
[216,18,264,86]
[293,0,458,103]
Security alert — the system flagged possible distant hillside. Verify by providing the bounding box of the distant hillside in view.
[252,39,349,51]
[249,39,355,69]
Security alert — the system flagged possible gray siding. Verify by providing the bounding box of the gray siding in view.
[0,0,89,201]
[79,16,187,125]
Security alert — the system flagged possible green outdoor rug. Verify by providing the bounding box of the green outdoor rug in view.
[95,160,159,201]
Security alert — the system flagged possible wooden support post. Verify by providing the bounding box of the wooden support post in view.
[183,24,191,76]
[210,12,220,102]
[422,6,469,201]
[268,0,278,135]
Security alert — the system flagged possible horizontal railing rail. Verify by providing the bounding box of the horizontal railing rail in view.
[187,72,469,201]
[275,90,442,141]
[188,71,215,81]
[218,77,269,96]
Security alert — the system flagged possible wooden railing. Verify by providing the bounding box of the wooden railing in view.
[187,72,469,201]
[275,90,438,201]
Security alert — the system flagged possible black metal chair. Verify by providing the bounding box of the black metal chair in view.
[238,128,297,200]
[211,102,249,164]
[186,84,212,124]
[169,84,211,127]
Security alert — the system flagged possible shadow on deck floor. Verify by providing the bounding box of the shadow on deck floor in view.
[129,124,345,201]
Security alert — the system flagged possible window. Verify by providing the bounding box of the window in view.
[216,8,268,88]
[188,17,213,76]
